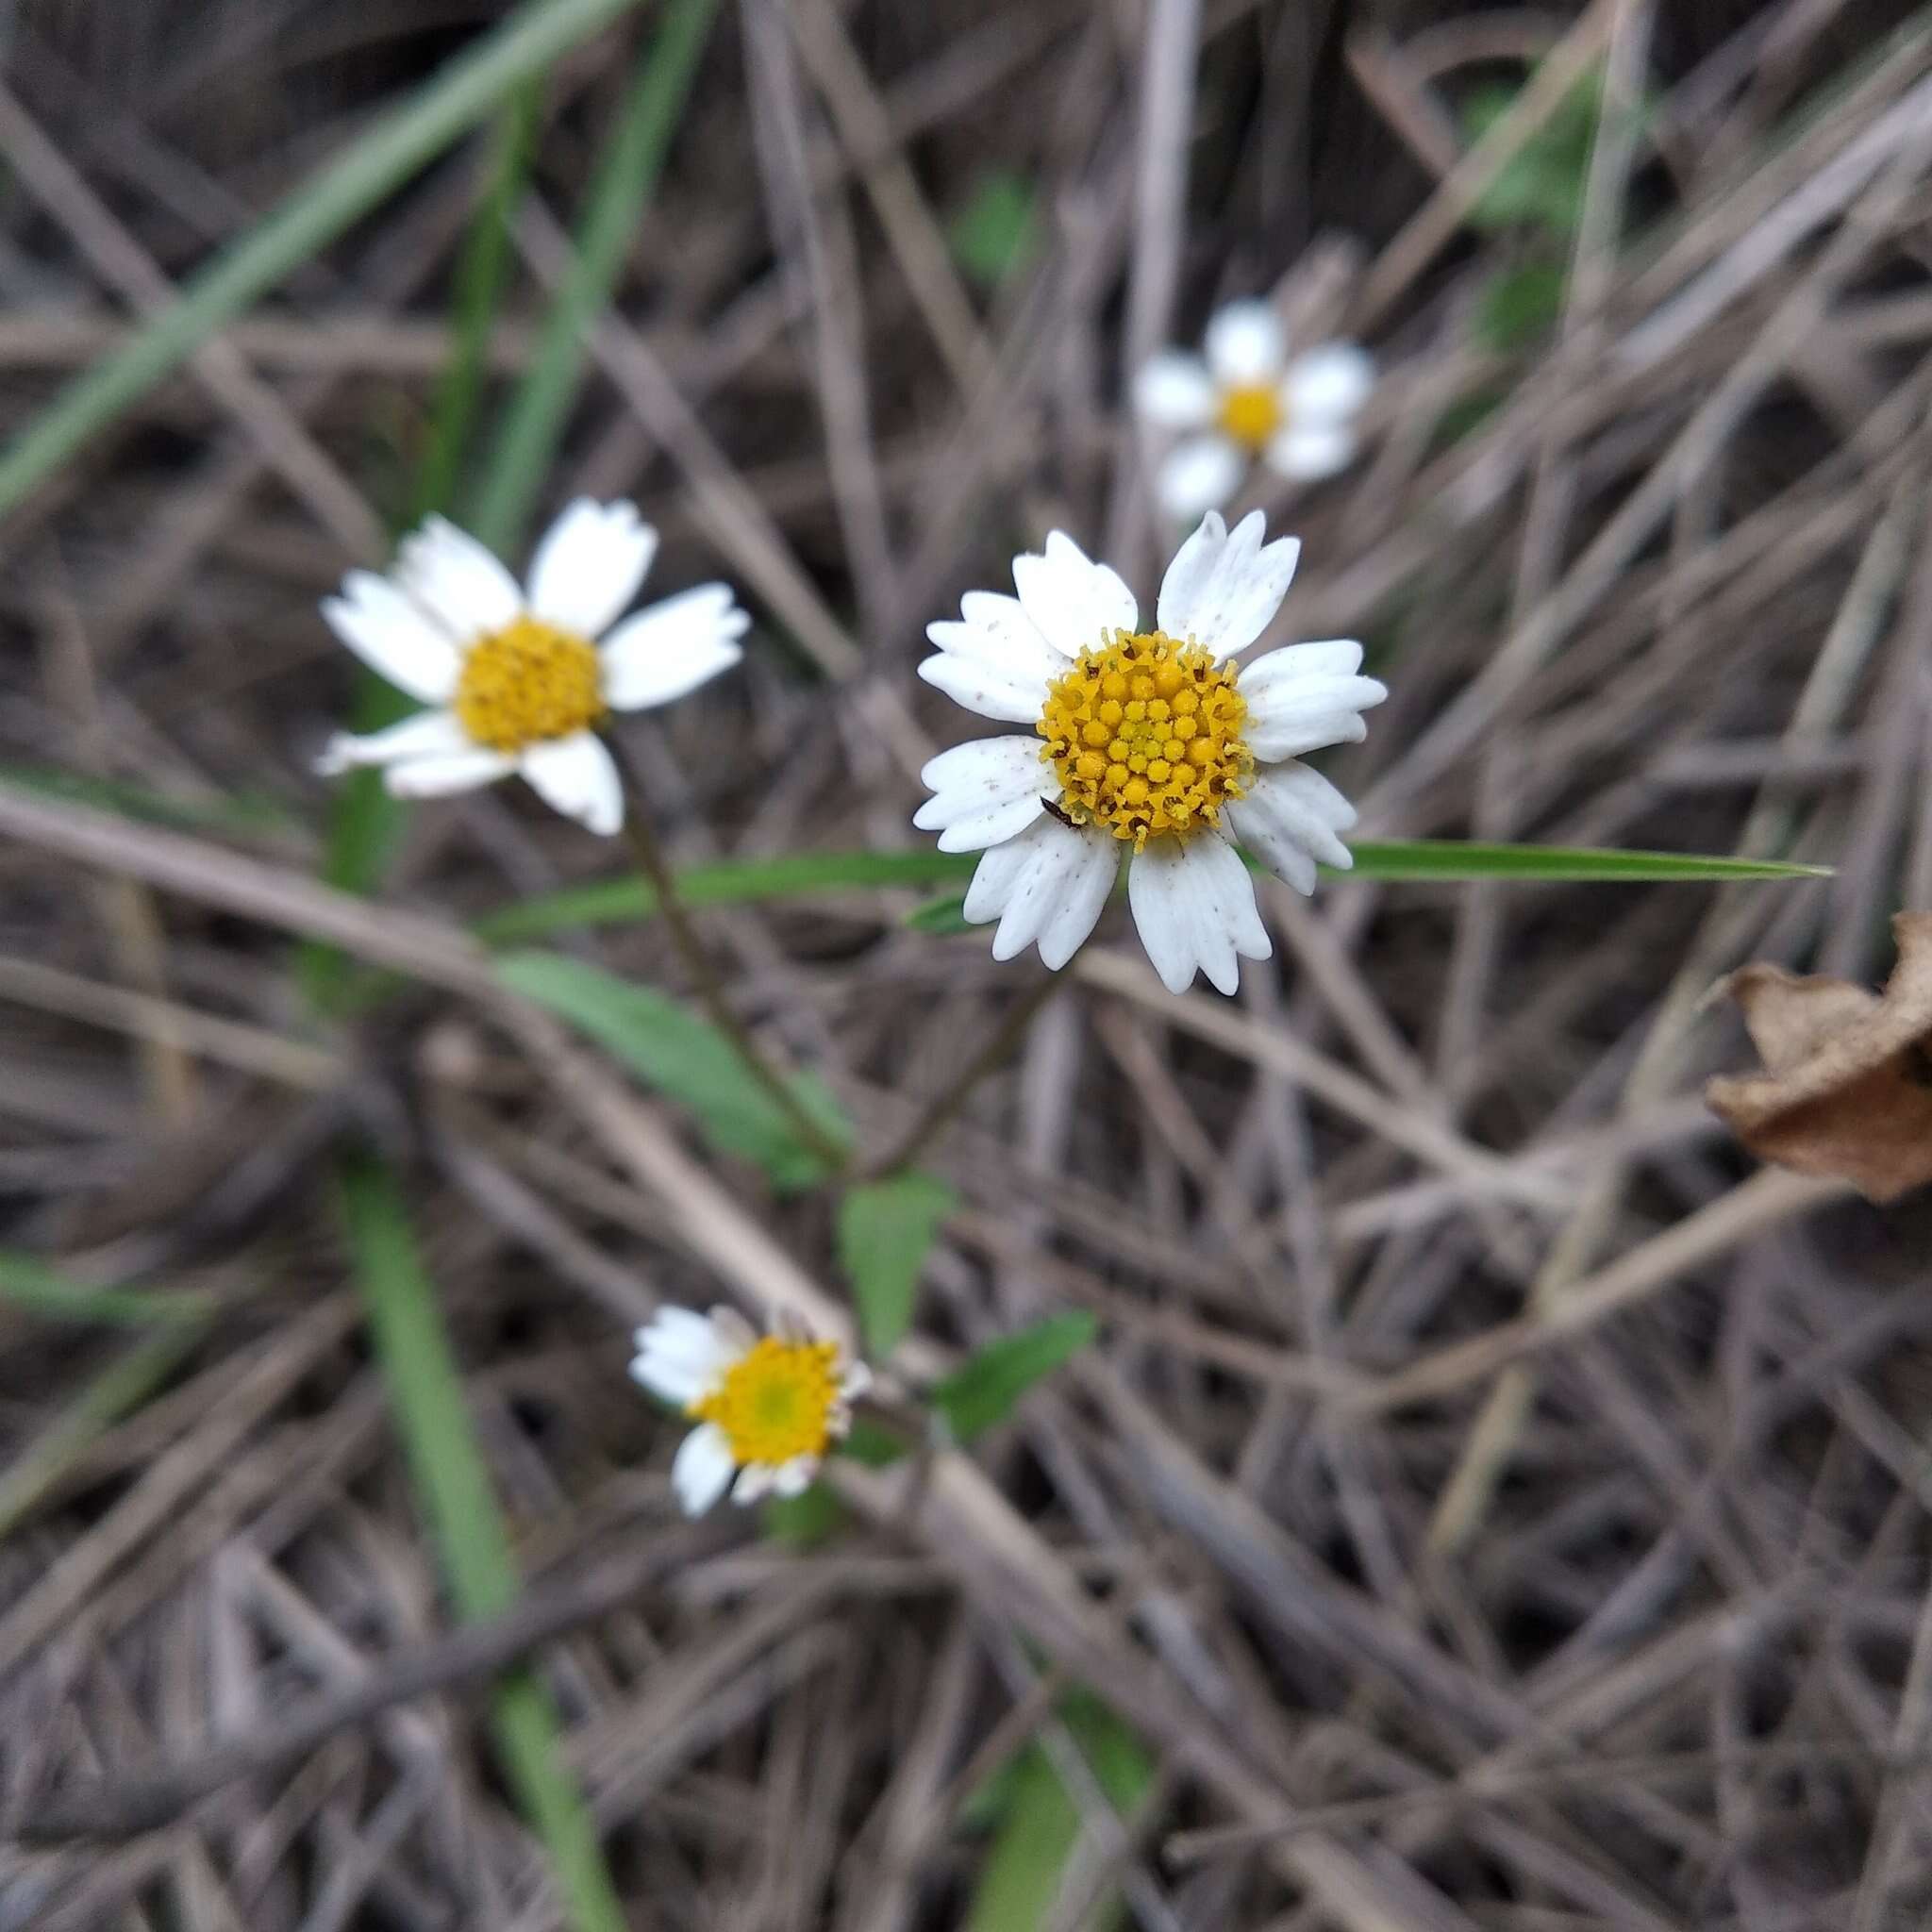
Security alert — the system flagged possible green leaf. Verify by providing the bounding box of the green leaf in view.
[497,950,852,1185]
[838,1172,957,1357]
[337,1154,625,1932]
[950,168,1040,290]
[933,1313,1096,1443]
[1474,258,1567,351]
[904,890,978,936]
[762,1481,847,1547]
[0,0,648,517]
[839,1416,909,1468]
[963,1691,1157,1932]
[0,1252,210,1327]
[475,848,978,945]
[1461,75,1599,238]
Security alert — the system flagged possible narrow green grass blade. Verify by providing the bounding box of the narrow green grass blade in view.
[1340,840,1831,882]
[418,83,544,524]
[337,1155,625,1932]
[477,839,1824,949]
[0,1323,208,1542]
[475,848,981,943]
[469,0,720,553]
[0,1252,210,1327]
[0,0,644,519]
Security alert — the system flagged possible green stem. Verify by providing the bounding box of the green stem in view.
[620,788,850,1174]
[863,968,1065,1181]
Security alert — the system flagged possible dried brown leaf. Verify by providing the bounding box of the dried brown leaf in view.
[1707,913,1932,1203]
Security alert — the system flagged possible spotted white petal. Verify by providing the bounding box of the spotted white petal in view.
[1011,531,1138,658]
[1157,509,1301,658]
[1155,436,1245,522]
[913,736,1048,853]
[1267,423,1357,482]
[393,515,522,639]
[631,1305,745,1407]
[1283,342,1374,425]
[960,812,1116,970]
[1204,299,1287,387]
[672,1422,737,1516]
[921,591,1063,722]
[597,585,748,711]
[1128,834,1270,996]
[315,708,471,774]
[1239,640,1386,760]
[519,731,624,836]
[321,572,463,703]
[525,498,658,640]
[1132,351,1217,429]
[381,746,518,797]
[1224,762,1357,893]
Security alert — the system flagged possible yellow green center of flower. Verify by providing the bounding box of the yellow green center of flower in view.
[690,1337,843,1467]
[1037,629,1251,847]
[453,615,605,753]
[1216,381,1283,450]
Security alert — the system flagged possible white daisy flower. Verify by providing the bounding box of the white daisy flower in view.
[630,1303,873,1516]
[316,499,749,836]
[916,509,1386,997]
[1133,298,1374,521]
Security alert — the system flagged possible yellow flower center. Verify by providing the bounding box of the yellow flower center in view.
[690,1337,843,1467]
[453,615,606,753]
[1037,629,1251,848]
[1216,381,1283,450]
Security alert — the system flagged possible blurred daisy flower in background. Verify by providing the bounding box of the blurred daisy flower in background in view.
[631,1303,872,1516]
[917,509,1386,996]
[1133,298,1374,521]
[317,498,749,836]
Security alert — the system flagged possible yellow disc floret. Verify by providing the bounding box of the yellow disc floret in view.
[1038,629,1251,847]
[1216,381,1284,450]
[453,614,606,753]
[690,1337,843,1467]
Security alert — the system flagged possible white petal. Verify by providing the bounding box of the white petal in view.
[1156,438,1245,522]
[1132,352,1217,429]
[711,1304,758,1355]
[1127,835,1270,996]
[773,1456,819,1498]
[1224,762,1357,892]
[321,573,463,702]
[1267,424,1357,482]
[1283,342,1374,425]
[1157,509,1301,658]
[597,585,748,710]
[519,732,623,836]
[525,498,658,639]
[630,1306,742,1407]
[921,592,1062,723]
[733,1463,776,1506]
[958,813,1115,968]
[1240,640,1387,760]
[381,748,517,797]
[1011,531,1138,658]
[672,1423,737,1516]
[839,1358,873,1402]
[315,708,470,774]
[1205,300,1287,387]
[913,736,1049,853]
[393,516,522,639]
